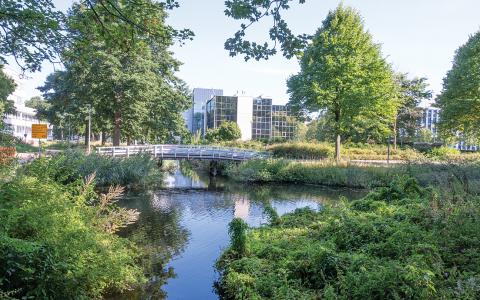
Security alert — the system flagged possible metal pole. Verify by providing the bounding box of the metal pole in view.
[87,105,91,154]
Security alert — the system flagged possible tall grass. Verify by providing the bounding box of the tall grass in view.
[22,150,163,188]
[226,159,480,193]
[226,159,401,189]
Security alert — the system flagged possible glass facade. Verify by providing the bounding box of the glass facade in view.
[272,105,296,140]
[206,96,238,129]
[252,98,272,140]
[191,88,223,133]
[205,96,298,141]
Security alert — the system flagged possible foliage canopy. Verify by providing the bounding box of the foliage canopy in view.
[437,30,480,144]
[287,5,398,160]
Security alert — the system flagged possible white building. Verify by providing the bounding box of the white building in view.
[2,67,53,143]
[4,105,53,143]
[420,106,440,138]
[419,105,478,151]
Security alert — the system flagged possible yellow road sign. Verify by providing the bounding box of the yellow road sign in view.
[32,124,48,139]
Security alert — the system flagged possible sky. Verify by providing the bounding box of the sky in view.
[5,0,480,105]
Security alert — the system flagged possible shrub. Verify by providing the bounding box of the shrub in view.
[226,159,400,189]
[226,159,480,193]
[206,121,242,142]
[268,142,334,159]
[216,178,480,299]
[0,175,144,298]
[427,146,461,159]
[228,218,249,256]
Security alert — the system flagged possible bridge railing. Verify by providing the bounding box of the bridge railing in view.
[96,144,270,161]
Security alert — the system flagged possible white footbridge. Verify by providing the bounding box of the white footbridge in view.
[96,145,269,161]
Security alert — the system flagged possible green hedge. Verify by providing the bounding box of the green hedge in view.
[269,142,334,160]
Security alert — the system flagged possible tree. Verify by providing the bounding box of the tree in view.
[224,0,310,60]
[416,128,433,143]
[205,121,241,142]
[394,73,432,148]
[25,96,50,112]
[0,0,65,72]
[40,1,191,146]
[2,0,307,74]
[437,30,480,144]
[287,5,398,162]
[0,65,15,128]
[0,0,194,73]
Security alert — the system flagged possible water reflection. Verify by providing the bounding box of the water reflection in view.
[118,164,366,299]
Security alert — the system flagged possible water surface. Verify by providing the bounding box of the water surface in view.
[119,165,365,299]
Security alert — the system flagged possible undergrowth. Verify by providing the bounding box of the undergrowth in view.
[216,177,480,299]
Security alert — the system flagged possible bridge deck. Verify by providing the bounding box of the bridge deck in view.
[96,145,269,161]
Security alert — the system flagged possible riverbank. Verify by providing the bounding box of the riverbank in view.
[224,159,480,193]
[216,177,480,299]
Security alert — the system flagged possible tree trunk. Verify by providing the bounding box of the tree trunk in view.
[393,115,398,150]
[60,128,64,141]
[84,121,89,146]
[335,134,341,163]
[113,111,121,146]
[334,108,341,163]
[101,131,106,146]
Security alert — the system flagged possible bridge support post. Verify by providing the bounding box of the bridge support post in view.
[209,160,219,177]
[157,159,163,168]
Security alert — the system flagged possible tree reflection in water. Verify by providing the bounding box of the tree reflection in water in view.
[113,191,189,300]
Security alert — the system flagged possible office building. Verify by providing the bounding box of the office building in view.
[272,105,296,140]
[206,95,296,141]
[420,106,440,137]
[252,98,272,140]
[419,105,478,151]
[182,88,223,134]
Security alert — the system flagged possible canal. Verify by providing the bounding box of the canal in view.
[117,164,366,299]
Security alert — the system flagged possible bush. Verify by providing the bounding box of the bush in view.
[0,174,144,298]
[205,121,242,142]
[22,150,163,188]
[427,146,461,159]
[220,140,266,151]
[216,178,480,299]
[264,142,425,161]
[268,142,334,159]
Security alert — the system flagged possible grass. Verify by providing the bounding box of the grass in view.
[225,159,480,194]
[21,150,164,188]
[211,141,480,162]
[216,177,480,299]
